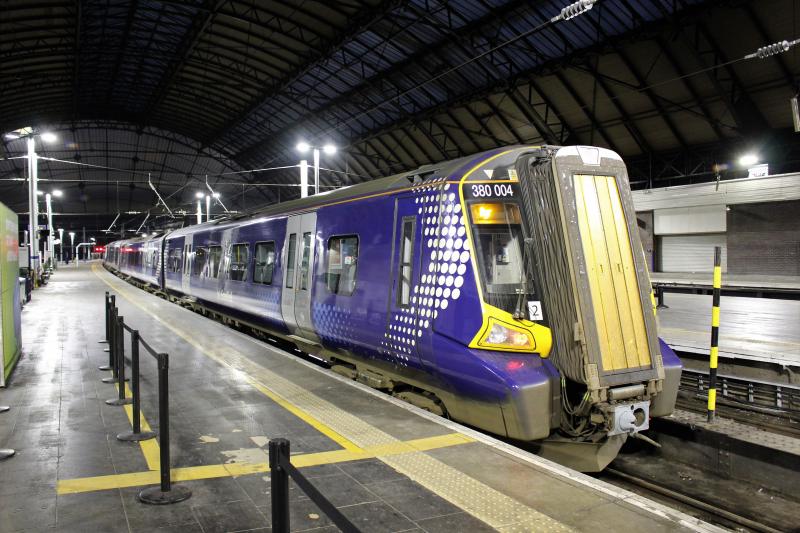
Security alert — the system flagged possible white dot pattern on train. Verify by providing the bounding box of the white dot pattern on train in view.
[379,176,470,365]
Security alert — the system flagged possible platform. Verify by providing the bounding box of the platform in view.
[657,292,800,366]
[0,263,722,532]
[651,272,800,299]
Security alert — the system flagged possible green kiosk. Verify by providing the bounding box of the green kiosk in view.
[0,201,21,387]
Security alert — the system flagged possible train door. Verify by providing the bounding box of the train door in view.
[181,237,192,294]
[281,213,320,342]
[385,195,423,366]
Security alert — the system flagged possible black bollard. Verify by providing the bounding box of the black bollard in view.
[106,316,132,406]
[269,439,291,533]
[138,353,191,505]
[117,330,156,442]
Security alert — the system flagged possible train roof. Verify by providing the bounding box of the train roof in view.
[163,147,520,239]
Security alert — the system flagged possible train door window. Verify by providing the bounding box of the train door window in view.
[193,247,207,276]
[285,234,297,288]
[326,235,359,295]
[168,247,182,273]
[228,243,248,282]
[184,244,191,273]
[254,241,276,285]
[299,232,312,290]
[208,246,222,278]
[397,218,415,307]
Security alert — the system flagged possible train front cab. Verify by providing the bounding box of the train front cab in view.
[453,146,681,471]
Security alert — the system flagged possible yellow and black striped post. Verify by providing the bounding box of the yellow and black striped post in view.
[707,246,722,422]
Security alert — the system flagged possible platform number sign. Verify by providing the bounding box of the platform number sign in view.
[527,301,543,321]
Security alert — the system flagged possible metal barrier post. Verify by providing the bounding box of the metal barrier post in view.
[103,295,115,356]
[269,439,291,533]
[107,316,132,406]
[101,306,118,383]
[707,246,722,423]
[98,293,112,370]
[99,291,109,345]
[0,406,14,461]
[117,330,156,442]
[138,353,191,505]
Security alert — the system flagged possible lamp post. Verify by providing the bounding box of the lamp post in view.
[195,192,205,224]
[4,128,57,286]
[296,142,336,196]
[58,228,64,263]
[43,189,61,269]
[68,232,75,264]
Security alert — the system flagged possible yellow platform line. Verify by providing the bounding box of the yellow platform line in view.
[114,381,160,470]
[93,264,362,454]
[57,433,472,495]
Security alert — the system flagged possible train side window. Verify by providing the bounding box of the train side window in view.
[193,247,207,276]
[228,243,248,282]
[254,241,276,285]
[208,246,223,278]
[397,218,415,307]
[327,235,359,295]
[285,234,297,288]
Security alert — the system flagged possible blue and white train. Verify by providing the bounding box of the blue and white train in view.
[104,145,681,471]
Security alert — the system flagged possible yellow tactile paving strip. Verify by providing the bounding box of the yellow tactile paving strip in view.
[90,264,574,531]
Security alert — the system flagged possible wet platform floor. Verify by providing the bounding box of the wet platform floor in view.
[0,264,722,532]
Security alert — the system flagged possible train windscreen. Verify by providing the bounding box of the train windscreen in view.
[469,202,531,313]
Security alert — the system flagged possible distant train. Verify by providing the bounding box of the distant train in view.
[104,145,681,471]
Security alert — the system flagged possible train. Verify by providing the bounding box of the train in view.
[103,145,681,471]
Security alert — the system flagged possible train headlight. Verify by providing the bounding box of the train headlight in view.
[479,318,534,350]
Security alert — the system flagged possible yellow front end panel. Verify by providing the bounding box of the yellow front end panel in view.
[573,174,651,372]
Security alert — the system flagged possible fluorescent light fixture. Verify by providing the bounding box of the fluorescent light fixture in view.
[90,237,96,241]
[4,132,20,140]
[52,190,63,197]
[195,191,205,198]
[296,141,310,153]
[40,132,57,143]
[739,154,758,166]
[323,144,337,155]
[212,192,220,199]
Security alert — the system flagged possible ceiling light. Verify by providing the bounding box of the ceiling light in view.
[52,190,63,197]
[212,192,220,199]
[296,141,310,153]
[739,154,758,166]
[4,132,20,140]
[40,132,57,143]
[196,191,205,198]
[323,144,337,155]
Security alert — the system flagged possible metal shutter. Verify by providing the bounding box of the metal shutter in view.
[660,234,727,272]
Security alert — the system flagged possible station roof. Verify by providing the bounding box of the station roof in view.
[1,0,799,234]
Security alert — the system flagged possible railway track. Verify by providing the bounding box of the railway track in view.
[602,467,785,533]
